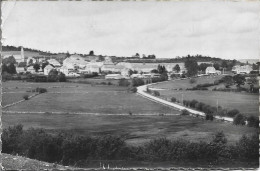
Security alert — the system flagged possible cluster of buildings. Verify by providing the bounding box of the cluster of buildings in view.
[3,46,255,79]
[232,65,253,74]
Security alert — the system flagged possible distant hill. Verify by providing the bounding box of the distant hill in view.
[238,59,259,65]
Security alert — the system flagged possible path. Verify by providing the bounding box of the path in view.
[136,81,233,123]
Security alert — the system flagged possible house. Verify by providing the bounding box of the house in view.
[48,59,61,67]
[63,55,88,69]
[44,64,55,75]
[3,46,26,63]
[105,74,124,80]
[26,66,35,74]
[232,65,253,74]
[16,67,26,73]
[205,67,221,75]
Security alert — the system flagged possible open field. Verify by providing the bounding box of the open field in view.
[152,75,223,90]
[151,77,259,117]
[2,113,257,146]
[2,81,177,114]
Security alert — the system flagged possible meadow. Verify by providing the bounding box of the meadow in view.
[3,81,175,114]
[2,113,257,146]
[2,80,258,146]
[150,76,259,117]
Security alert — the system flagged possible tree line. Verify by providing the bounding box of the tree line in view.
[2,124,258,168]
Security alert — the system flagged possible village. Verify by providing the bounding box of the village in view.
[2,46,255,81]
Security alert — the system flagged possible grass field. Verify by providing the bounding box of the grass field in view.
[2,81,177,114]
[2,80,258,146]
[152,75,223,90]
[151,76,259,117]
[2,113,257,146]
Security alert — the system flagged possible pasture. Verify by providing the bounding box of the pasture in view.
[2,81,176,114]
[153,75,223,90]
[151,77,259,117]
[2,113,257,146]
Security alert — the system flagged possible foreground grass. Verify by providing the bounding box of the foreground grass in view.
[2,113,257,146]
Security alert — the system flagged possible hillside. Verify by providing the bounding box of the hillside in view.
[2,153,78,170]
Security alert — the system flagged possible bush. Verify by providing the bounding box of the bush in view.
[171,97,177,102]
[118,79,130,87]
[36,88,47,94]
[227,109,240,117]
[233,114,246,125]
[107,82,112,85]
[146,87,152,93]
[181,109,189,115]
[189,78,196,84]
[247,116,259,128]
[132,78,145,87]
[129,87,137,93]
[190,100,199,108]
[58,73,66,82]
[153,91,160,96]
[205,114,214,121]
[23,95,29,100]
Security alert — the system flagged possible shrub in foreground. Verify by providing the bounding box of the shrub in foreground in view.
[2,125,259,167]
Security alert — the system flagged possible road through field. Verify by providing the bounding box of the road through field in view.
[136,80,234,123]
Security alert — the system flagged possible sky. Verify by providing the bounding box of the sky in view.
[1,1,260,59]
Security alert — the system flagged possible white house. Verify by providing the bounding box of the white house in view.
[232,65,253,74]
[26,66,35,74]
[16,67,26,73]
[48,59,61,67]
[63,55,88,69]
[44,64,55,75]
[205,67,221,75]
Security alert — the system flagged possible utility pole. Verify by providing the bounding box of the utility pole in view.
[182,94,184,104]
[217,99,219,113]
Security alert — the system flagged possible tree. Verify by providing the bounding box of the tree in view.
[33,63,40,72]
[233,114,245,125]
[213,63,220,70]
[157,65,167,74]
[2,63,9,73]
[128,69,134,76]
[198,63,211,72]
[247,116,259,128]
[221,61,228,69]
[8,63,17,74]
[28,59,34,65]
[89,51,94,55]
[221,75,233,88]
[41,61,49,70]
[233,74,245,88]
[58,72,66,82]
[151,69,159,73]
[173,64,180,73]
[212,131,227,144]
[48,69,58,82]
[3,56,16,65]
[18,62,26,67]
[184,56,198,77]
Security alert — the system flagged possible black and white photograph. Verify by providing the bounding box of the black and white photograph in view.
[1,0,259,170]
